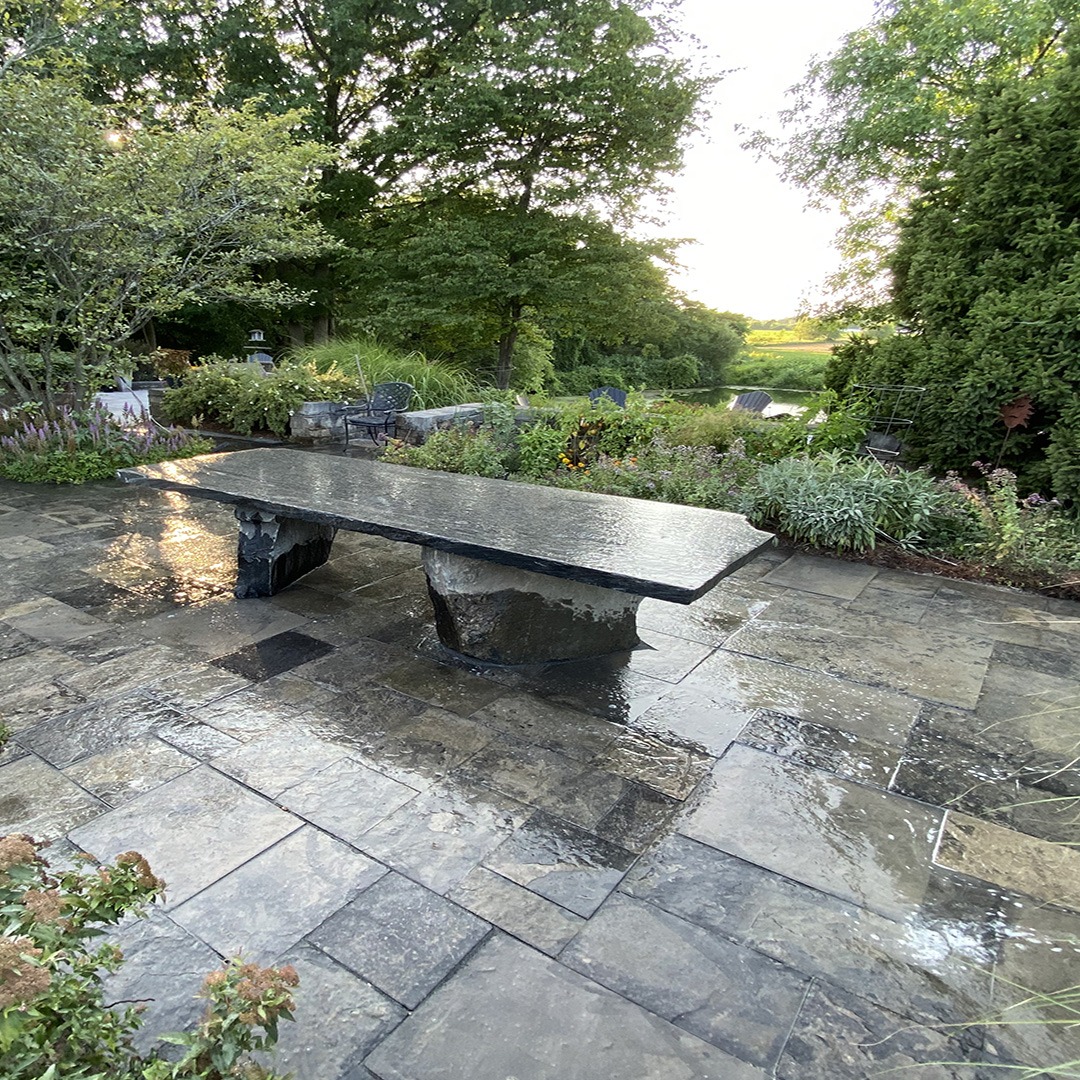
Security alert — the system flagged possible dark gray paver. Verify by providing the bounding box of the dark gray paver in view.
[561,893,809,1068]
[62,735,199,806]
[724,595,994,708]
[591,726,713,799]
[103,911,224,1055]
[761,552,879,599]
[471,692,621,761]
[262,944,407,1080]
[447,866,585,955]
[69,765,300,908]
[776,980,986,1079]
[171,826,387,961]
[624,627,716,683]
[622,836,995,1027]
[377,657,507,714]
[364,706,496,785]
[308,872,490,1009]
[739,709,902,787]
[59,642,200,700]
[356,779,531,894]
[210,733,344,798]
[680,647,921,745]
[483,810,636,917]
[680,743,942,920]
[364,933,768,1080]
[2,595,116,643]
[212,629,335,680]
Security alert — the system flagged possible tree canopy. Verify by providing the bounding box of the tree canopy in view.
[832,46,1080,502]
[762,0,1079,307]
[0,72,333,409]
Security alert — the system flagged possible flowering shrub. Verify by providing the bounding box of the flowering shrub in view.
[0,404,212,484]
[0,835,296,1079]
[162,361,364,436]
[944,463,1080,572]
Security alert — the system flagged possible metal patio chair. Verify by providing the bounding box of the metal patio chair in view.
[342,381,414,450]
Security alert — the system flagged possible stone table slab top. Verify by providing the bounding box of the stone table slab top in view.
[119,449,773,602]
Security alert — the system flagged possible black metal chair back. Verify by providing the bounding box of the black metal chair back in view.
[731,390,772,414]
[342,381,414,450]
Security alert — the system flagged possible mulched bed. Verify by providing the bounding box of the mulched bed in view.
[782,537,1080,602]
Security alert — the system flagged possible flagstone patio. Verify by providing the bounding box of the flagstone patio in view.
[2,461,1080,1078]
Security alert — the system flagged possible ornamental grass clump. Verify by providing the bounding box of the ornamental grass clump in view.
[0,403,212,484]
[0,835,297,1080]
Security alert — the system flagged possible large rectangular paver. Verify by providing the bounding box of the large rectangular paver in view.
[171,826,387,961]
[561,894,808,1068]
[679,744,942,919]
[308,873,489,1009]
[69,765,300,907]
[364,933,767,1080]
[723,596,994,708]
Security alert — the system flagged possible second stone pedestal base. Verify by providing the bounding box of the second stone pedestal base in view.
[234,506,336,598]
[423,549,642,664]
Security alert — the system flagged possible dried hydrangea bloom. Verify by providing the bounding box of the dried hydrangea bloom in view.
[116,851,166,894]
[22,888,66,924]
[0,936,50,1007]
[0,834,41,878]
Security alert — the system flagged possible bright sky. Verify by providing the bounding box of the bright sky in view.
[660,0,877,320]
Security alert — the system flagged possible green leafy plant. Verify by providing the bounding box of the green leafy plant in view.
[741,452,967,553]
[0,836,296,1080]
[944,464,1080,576]
[0,404,212,484]
[161,361,363,436]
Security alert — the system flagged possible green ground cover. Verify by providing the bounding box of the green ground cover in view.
[382,393,1080,595]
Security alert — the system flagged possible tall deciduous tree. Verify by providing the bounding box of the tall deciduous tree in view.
[342,198,677,386]
[759,0,1079,307]
[53,0,706,378]
[0,73,334,410]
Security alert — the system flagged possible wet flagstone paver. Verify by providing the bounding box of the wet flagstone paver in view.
[680,742,943,919]
[69,765,301,907]
[4,469,1080,1077]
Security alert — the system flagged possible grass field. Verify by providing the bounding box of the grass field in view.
[724,345,832,391]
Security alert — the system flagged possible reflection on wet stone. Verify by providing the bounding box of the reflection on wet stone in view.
[680,744,942,920]
[777,980,987,1080]
[8,468,1080,1078]
[483,810,636,917]
[308,873,489,1009]
[562,893,808,1068]
[741,709,903,786]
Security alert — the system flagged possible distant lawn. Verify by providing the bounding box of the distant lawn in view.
[725,346,831,391]
[762,341,835,354]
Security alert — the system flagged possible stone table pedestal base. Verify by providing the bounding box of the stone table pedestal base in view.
[423,549,642,664]
[234,506,337,598]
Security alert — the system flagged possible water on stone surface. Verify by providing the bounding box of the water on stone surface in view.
[4,464,1080,1077]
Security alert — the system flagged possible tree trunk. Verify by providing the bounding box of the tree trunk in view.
[312,312,330,345]
[495,300,523,390]
[287,323,307,349]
